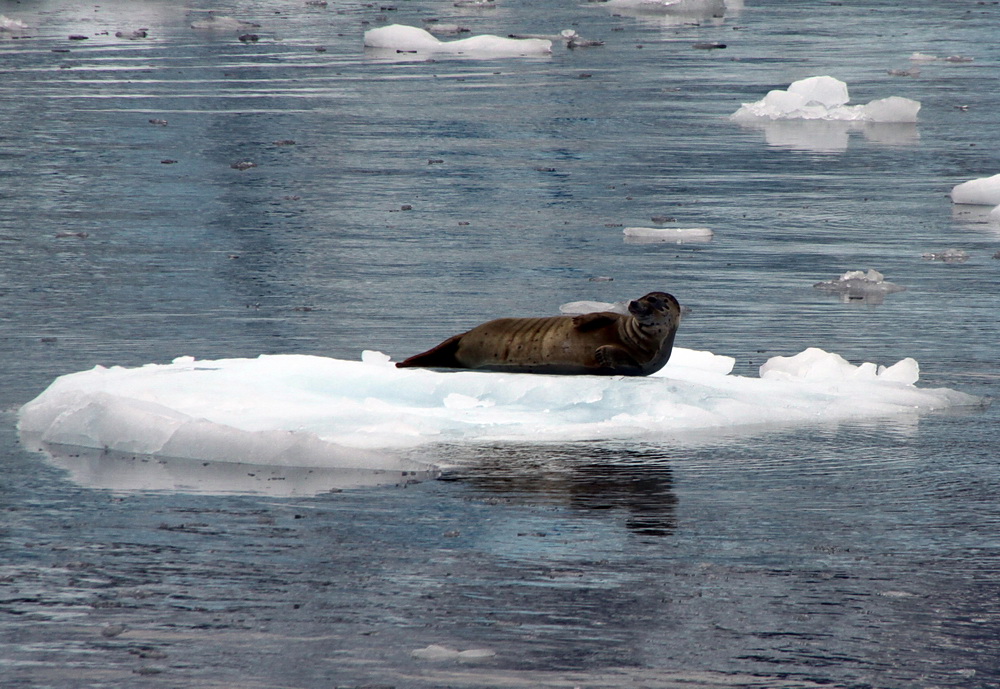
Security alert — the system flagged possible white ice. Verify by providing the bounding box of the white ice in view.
[950,174,1000,206]
[623,226,714,243]
[363,24,551,57]
[411,644,497,663]
[19,347,978,477]
[731,76,921,123]
[813,269,906,302]
[0,14,28,33]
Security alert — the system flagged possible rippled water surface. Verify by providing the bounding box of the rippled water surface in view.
[2,0,999,687]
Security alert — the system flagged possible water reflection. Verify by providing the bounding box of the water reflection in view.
[32,442,437,495]
[735,120,920,153]
[441,444,678,536]
[599,0,737,28]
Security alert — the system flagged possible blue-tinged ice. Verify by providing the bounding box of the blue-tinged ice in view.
[18,345,979,474]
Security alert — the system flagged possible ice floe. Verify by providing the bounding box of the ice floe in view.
[950,174,1000,206]
[0,15,28,33]
[922,248,969,263]
[411,644,497,663]
[19,344,979,483]
[813,269,906,304]
[731,76,921,123]
[623,226,713,243]
[364,24,551,58]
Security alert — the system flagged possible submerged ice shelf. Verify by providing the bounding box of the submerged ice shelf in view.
[19,349,979,475]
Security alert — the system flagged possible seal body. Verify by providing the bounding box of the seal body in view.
[396,291,681,376]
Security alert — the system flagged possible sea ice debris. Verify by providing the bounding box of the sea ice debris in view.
[411,644,496,662]
[623,226,714,243]
[0,14,29,32]
[364,24,551,57]
[950,174,1000,206]
[922,249,969,263]
[731,76,920,123]
[813,269,906,300]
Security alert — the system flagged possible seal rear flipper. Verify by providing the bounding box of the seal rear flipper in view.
[396,333,465,369]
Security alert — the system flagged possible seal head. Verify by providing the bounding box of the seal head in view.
[396,291,681,376]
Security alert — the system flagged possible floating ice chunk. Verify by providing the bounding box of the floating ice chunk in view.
[950,174,1000,206]
[411,644,497,663]
[0,15,29,33]
[813,269,906,305]
[922,248,969,263]
[190,14,260,31]
[909,52,938,62]
[364,24,551,57]
[559,300,630,315]
[863,96,922,123]
[623,226,714,243]
[813,269,906,302]
[760,348,919,386]
[18,349,978,481]
[732,76,920,123]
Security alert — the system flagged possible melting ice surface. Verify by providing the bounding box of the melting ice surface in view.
[363,24,552,58]
[19,349,979,483]
[731,76,920,123]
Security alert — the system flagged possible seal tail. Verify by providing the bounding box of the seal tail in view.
[396,333,464,369]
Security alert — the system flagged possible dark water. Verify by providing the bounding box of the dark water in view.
[2,0,999,687]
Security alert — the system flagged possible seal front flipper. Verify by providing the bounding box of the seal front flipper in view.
[396,333,465,369]
[595,345,643,375]
[572,312,618,332]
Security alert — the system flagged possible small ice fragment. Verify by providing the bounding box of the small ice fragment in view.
[361,350,393,366]
[410,644,496,662]
[863,96,921,123]
[909,52,938,62]
[364,24,551,57]
[944,55,974,63]
[623,226,713,243]
[411,644,460,661]
[921,249,969,263]
[950,174,1000,205]
[559,300,629,315]
[813,269,906,302]
[731,76,919,123]
[0,15,29,33]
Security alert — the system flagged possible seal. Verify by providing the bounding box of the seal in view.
[396,291,682,376]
